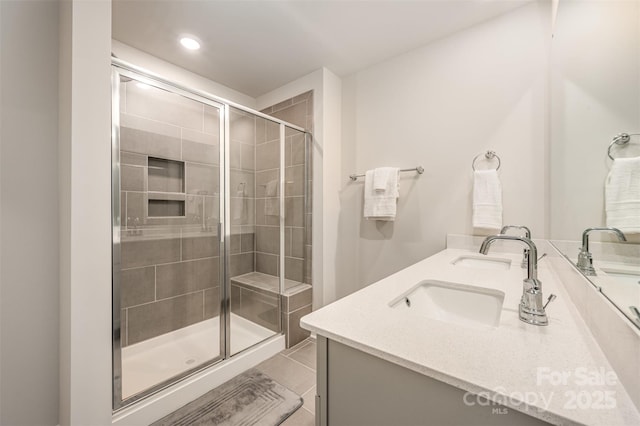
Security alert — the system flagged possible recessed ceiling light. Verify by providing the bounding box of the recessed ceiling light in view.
[180,37,201,51]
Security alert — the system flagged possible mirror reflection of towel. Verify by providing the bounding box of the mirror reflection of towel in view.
[606,157,640,233]
[264,180,279,216]
[232,187,247,222]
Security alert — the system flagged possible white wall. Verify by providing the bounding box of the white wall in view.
[0,0,60,424]
[58,0,113,424]
[339,2,551,295]
[550,0,640,242]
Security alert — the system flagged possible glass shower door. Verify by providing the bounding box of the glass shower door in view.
[112,69,225,405]
[227,107,283,355]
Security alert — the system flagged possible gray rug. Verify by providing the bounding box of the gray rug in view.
[151,368,303,426]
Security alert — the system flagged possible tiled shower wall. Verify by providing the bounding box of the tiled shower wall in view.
[118,82,254,346]
[260,91,313,285]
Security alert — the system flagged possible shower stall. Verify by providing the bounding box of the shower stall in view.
[111,60,312,410]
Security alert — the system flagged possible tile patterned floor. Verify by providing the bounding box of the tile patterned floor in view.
[255,337,317,426]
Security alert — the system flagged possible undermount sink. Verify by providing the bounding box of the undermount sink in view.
[600,268,640,287]
[451,255,511,270]
[389,280,505,328]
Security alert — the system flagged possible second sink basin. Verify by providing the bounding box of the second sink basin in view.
[389,280,505,328]
[452,255,511,270]
[601,268,640,287]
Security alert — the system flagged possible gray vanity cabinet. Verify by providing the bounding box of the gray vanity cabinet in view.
[315,336,551,426]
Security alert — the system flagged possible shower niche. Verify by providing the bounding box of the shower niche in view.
[147,157,185,217]
[112,63,313,410]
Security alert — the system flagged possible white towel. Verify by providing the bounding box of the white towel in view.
[472,169,503,231]
[605,156,640,234]
[373,167,397,192]
[364,168,400,221]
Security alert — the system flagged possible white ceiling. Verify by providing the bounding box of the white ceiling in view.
[112,0,530,98]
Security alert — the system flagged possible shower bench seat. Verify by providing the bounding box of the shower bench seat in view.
[231,271,312,348]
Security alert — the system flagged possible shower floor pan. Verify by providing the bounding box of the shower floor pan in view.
[121,313,275,399]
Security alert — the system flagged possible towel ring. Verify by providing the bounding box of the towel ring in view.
[607,133,640,160]
[472,151,501,171]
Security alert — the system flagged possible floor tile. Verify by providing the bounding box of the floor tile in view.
[302,385,316,414]
[288,341,316,370]
[255,354,315,395]
[281,406,315,426]
[281,338,311,356]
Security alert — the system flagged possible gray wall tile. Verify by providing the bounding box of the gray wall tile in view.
[241,233,254,253]
[126,83,204,130]
[125,192,146,227]
[204,105,220,135]
[241,143,255,170]
[255,140,279,171]
[285,257,304,283]
[230,109,256,144]
[286,304,312,348]
[285,165,304,197]
[120,266,155,308]
[266,120,280,142]
[256,252,278,276]
[121,151,147,166]
[182,235,219,260]
[256,226,280,254]
[156,258,219,299]
[127,292,204,345]
[287,287,312,312]
[186,163,219,195]
[229,252,254,277]
[120,127,182,160]
[230,234,241,254]
[291,227,304,258]
[255,169,279,197]
[285,197,304,227]
[121,165,145,191]
[121,238,181,269]
[182,140,217,165]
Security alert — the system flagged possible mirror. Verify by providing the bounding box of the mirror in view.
[550,0,640,327]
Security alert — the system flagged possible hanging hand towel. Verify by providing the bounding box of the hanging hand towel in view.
[605,156,640,234]
[473,169,503,231]
[364,167,400,221]
[373,167,397,192]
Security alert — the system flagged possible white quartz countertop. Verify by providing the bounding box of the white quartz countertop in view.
[301,248,640,425]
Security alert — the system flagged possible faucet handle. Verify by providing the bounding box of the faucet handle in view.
[543,294,557,310]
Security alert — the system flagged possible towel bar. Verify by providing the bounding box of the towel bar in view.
[349,166,424,181]
[472,151,501,171]
[608,133,640,160]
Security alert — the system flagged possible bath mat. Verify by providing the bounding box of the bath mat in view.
[151,368,303,426]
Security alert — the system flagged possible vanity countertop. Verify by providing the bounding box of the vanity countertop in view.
[300,248,640,425]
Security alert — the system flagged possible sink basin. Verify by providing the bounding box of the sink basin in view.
[389,280,504,328]
[451,255,511,270]
[600,268,640,287]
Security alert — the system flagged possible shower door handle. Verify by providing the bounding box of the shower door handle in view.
[217,222,222,243]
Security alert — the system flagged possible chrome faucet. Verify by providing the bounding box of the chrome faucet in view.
[480,235,555,326]
[500,225,531,269]
[576,227,627,276]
